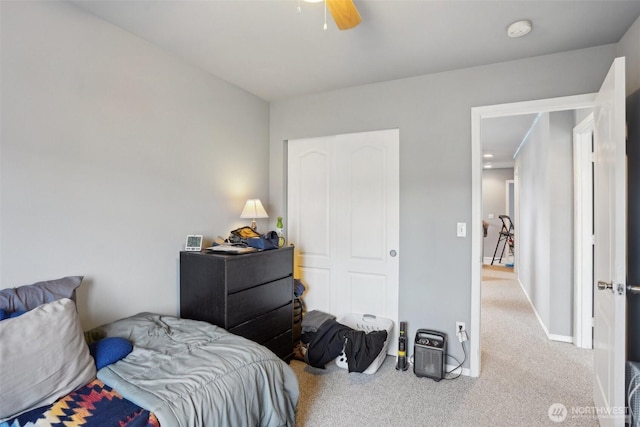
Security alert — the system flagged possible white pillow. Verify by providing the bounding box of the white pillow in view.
[0,298,96,421]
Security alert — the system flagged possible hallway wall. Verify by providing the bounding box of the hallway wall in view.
[515,111,574,339]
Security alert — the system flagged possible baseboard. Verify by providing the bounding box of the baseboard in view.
[518,279,551,337]
[517,278,574,344]
[548,334,573,343]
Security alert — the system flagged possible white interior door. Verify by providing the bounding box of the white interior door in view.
[287,129,400,353]
[593,57,626,427]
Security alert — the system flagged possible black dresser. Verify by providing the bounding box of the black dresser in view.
[179,246,294,361]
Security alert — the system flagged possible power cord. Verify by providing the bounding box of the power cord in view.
[443,339,467,380]
[442,326,468,380]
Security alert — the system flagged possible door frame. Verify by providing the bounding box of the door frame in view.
[470,94,596,377]
[505,179,516,268]
[573,113,595,349]
[505,179,515,221]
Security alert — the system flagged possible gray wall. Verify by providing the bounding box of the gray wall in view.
[620,16,640,361]
[548,112,575,337]
[516,112,574,338]
[618,16,640,95]
[0,2,271,329]
[482,168,514,262]
[517,114,551,330]
[269,46,618,366]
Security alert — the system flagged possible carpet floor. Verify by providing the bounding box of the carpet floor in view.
[290,266,597,426]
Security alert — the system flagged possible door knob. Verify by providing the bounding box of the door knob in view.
[597,281,613,291]
[628,284,640,295]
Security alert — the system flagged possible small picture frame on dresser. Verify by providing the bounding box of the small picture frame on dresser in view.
[185,235,203,251]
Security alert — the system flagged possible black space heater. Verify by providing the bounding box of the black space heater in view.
[413,329,447,381]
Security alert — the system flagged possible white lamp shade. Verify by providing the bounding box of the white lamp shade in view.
[240,199,269,219]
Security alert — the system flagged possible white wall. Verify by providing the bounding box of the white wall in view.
[515,111,574,338]
[269,45,618,366]
[482,168,514,262]
[0,2,271,329]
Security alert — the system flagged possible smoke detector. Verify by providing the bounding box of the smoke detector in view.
[507,20,533,38]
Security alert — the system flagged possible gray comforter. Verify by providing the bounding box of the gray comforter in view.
[86,313,299,427]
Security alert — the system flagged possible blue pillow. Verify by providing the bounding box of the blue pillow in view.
[88,337,133,370]
[0,309,27,321]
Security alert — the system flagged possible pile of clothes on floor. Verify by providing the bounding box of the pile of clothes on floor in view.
[294,310,388,373]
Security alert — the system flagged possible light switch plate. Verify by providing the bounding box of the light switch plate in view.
[457,222,467,237]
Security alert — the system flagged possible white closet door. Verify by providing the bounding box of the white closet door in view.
[288,129,399,353]
[288,135,335,314]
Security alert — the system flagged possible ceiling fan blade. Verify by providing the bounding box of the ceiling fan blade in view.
[326,0,362,31]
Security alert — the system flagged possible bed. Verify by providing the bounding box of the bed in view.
[0,277,299,427]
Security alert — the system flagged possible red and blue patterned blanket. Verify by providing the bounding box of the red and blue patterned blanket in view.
[3,379,159,427]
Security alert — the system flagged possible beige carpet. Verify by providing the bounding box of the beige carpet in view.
[290,266,597,426]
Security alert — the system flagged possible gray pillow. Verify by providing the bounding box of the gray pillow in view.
[0,276,83,312]
[0,298,96,421]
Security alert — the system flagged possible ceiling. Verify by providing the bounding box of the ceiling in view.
[482,114,539,168]
[69,0,640,164]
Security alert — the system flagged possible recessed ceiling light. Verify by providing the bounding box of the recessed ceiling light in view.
[484,164,493,169]
[507,20,533,38]
[483,154,494,158]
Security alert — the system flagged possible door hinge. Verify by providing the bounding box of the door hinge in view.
[592,234,595,245]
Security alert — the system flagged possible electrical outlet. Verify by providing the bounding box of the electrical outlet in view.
[456,321,467,343]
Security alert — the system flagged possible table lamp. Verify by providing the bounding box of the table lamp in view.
[240,199,268,230]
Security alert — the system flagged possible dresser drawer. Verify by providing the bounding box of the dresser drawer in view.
[226,248,293,293]
[229,302,292,343]
[263,330,294,360]
[227,277,292,327]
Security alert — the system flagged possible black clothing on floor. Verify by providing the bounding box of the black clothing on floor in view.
[344,329,388,373]
[306,319,352,368]
[305,318,388,372]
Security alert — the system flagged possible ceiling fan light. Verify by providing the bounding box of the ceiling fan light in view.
[507,20,533,38]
